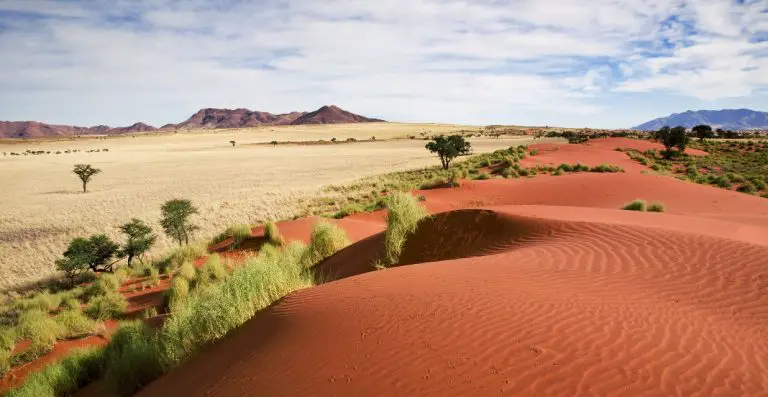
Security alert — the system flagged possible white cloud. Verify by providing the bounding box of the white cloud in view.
[0,0,766,127]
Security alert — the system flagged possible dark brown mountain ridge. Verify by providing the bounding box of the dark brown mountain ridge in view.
[0,105,384,138]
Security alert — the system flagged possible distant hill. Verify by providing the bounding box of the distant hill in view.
[632,109,768,131]
[0,105,384,138]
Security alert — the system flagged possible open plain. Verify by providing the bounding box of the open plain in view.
[0,123,540,291]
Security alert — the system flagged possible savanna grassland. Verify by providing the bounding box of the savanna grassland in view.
[0,122,544,291]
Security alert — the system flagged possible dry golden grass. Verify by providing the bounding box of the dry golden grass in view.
[0,123,546,291]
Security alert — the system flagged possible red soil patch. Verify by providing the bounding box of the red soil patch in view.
[138,207,768,397]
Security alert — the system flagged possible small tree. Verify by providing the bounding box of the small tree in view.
[229,140,236,147]
[56,234,120,283]
[671,126,688,154]
[425,135,472,170]
[160,199,199,246]
[73,164,101,193]
[118,218,157,267]
[692,124,713,142]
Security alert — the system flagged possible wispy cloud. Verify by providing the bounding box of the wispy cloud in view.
[0,0,766,128]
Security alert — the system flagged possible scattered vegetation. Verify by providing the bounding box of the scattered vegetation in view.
[647,202,666,212]
[264,222,284,246]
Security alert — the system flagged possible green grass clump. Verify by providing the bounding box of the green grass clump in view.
[737,182,757,194]
[85,293,127,321]
[55,309,97,339]
[15,291,62,313]
[160,241,312,369]
[647,202,666,212]
[16,310,62,352]
[211,224,252,247]
[0,326,16,351]
[7,347,105,397]
[333,203,365,219]
[264,221,286,246]
[177,261,197,282]
[383,192,428,266]
[148,266,161,287]
[103,322,164,396]
[197,254,228,286]
[622,199,647,212]
[163,243,207,269]
[0,348,10,376]
[590,164,624,173]
[165,277,189,312]
[300,222,350,267]
[529,148,539,156]
[473,172,490,180]
[60,296,81,311]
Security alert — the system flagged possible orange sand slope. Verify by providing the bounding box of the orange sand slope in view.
[138,139,768,397]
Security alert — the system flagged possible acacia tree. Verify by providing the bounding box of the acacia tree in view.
[56,234,120,283]
[73,164,101,193]
[692,124,714,142]
[671,126,689,154]
[118,218,156,267]
[425,135,472,169]
[160,199,199,246]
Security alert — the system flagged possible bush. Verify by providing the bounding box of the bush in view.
[300,222,350,267]
[60,297,81,311]
[529,148,539,156]
[737,182,757,194]
[473,172,490,180]
[55,310,97,339]
[383,192,428,266]
[85,293,127,320]
[558,163,574,172]
[449,169,462,187]
[211,224,251,247]
[0,326,16,351]
[148,266,161,287]
[622,199,647,212]
[103,322,164,396]
[501,168,519,178]
[7,347,105,397]
[15,292,62,313]
[590,164,624,173]
[94,273,122,295]
[647,202,666,212]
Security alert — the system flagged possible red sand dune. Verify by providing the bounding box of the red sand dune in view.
[139,207,768,397]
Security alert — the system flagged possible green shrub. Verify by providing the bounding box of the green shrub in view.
[300,222,350,267]
[85,293,127,321]
[7,347,105,397]
[622,199,647,212]
[647,202,666,212]
[0,348,10,376]
[552,168,565,176]
[518,168,530,177]
[211,224,251,247]
[383,192,428,266]
[177,261,197,282]
[473,172,490,180]
[164,243,207,269]
[16,310,62,353]
[737,182,757,194]
[558,163,573,172]
[501,168,519,178]
[93,273,122,296]
[55,309,97,339]
[448,169,462,187]
[148,266,160,287]
[590,164,624,173]
[15,292,62,313]
[529,148,539,156]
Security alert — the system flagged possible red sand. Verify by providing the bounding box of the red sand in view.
[136,139,768,397]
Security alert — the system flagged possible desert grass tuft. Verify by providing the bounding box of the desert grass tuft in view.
[264,222,284,246]
[197,254,228,286]
[55,309,98,339]
[383,192,428,266]
[85,293,127,321]
[647,202,666,212]
[177,261,197,282]
[103,321,164,397]
[6,347,105,397]
[300,222,350,267]
[165,277,189,312]
[622,199,647,212]
[16,309,62,352]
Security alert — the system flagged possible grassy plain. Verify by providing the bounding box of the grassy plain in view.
[0,123,545,291]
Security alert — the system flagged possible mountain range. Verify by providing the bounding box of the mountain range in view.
[632,109,768,131]
[0,105,384,138]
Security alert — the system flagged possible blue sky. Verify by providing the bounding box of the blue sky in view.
[0,0,767,128]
